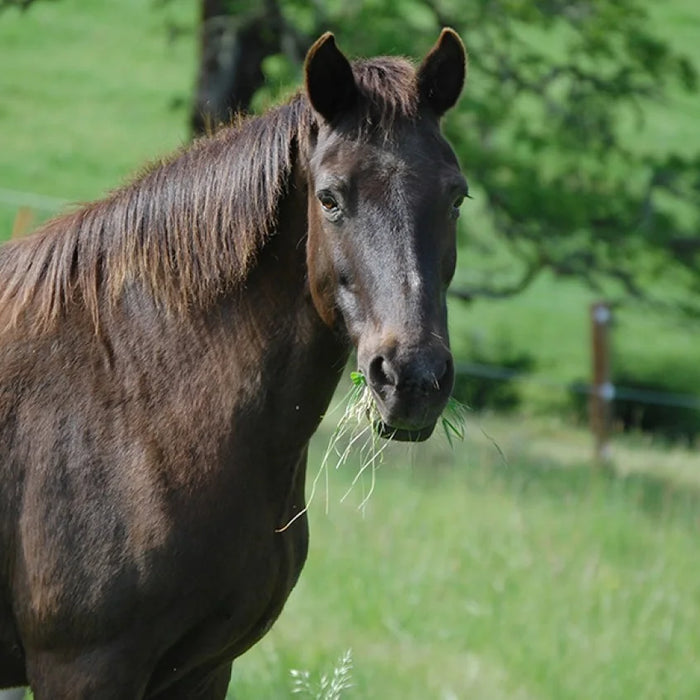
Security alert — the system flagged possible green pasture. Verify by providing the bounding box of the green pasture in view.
[2,1,700,698]
[229,415,700,699]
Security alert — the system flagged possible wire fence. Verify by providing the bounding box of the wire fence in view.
[455,361,700,411]
[4,186,700,416]
[0,187,71,213]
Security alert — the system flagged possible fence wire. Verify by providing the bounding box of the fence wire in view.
[0,187,70,212]
[4,187,700,414]
[456,361,700,411]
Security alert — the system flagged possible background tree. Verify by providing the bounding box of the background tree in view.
[186,0,700,313]
[190,0,301,134]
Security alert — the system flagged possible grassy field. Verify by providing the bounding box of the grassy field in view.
[227,413,700,699]
[0,0,197,233]
[2,1,700,698]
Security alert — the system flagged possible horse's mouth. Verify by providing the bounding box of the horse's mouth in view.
[374,420,436,442]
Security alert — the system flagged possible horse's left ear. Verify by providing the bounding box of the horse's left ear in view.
[417,28,467,117]
[305,32,358,123]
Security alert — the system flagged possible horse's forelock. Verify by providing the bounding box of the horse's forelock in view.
[351,57,420,127]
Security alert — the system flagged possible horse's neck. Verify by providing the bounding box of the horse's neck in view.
[206,184,349,512]
[235,183,349,422]
[113,174,346,434]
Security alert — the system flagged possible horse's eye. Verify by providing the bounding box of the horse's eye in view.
[318,193,339,213]
[451,195,465,219]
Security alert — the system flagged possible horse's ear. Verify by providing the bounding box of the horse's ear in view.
[305,33,357,123]
[417,28,467,117]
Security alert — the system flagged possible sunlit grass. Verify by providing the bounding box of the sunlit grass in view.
[232,413,700,699]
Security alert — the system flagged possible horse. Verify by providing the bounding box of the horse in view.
[0,29,467,698]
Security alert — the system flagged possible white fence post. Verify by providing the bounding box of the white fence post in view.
[590,301,613,464]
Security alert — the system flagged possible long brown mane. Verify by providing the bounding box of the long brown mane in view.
[0,57,419,332]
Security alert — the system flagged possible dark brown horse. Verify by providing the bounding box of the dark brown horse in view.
[0,30,467,698]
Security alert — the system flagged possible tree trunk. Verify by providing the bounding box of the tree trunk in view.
[190,0,284,136]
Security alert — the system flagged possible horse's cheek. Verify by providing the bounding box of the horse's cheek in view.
[305,231,337,328]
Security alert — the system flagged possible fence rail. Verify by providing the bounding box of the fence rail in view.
[5,191,700,449]
[455,361,700,411]
[0,187,70,212]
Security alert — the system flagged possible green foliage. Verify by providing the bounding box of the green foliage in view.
[448,1,699,311]
[250,0,700,313]
[441,396,467,447]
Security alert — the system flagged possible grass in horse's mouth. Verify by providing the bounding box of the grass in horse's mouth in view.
[276,372,467,532]
[346,371,467,446]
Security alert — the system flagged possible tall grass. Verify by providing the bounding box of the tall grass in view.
[290,649,354,699]
[231,416,700,699]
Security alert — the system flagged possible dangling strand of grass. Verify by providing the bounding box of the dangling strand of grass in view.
[442,395,468,447]
[326,371,386,514]
[276,371,468,531]
[333,372,469,512]
[276,374,377,532]
[340,418,388,510]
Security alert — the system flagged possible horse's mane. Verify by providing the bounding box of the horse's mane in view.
[0,56,419,332]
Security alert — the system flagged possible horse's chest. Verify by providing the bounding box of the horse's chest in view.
[226,514,309,655]
[157,514,309,687]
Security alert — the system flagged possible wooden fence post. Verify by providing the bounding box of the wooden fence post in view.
[590,301,613,464]
[12,206,35,239]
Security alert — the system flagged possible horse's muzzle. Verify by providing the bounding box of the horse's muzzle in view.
[363,345,454,442]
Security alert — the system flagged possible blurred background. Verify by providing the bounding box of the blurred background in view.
[1,0,699,697]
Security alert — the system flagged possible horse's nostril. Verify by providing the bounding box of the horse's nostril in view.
[417,354,452,395]
[368,355,395,389]
[368,352,453,394]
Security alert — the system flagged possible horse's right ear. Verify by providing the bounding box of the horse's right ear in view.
[305,33,357,123]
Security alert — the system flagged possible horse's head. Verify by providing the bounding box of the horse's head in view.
[304,30,467,441]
